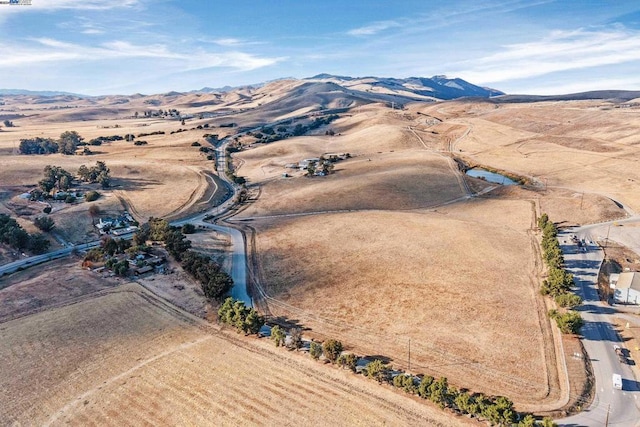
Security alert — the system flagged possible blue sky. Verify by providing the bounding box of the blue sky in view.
[1,0,639,95]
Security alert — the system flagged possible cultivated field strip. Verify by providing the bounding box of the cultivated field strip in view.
[55,335,463,426]
[1,284,471,426]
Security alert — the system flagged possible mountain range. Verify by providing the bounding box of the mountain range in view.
[0,74,502,101]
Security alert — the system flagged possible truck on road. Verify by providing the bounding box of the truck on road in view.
[613,373,623,390]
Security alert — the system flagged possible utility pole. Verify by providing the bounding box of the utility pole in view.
[580,192,584,210]
[605,403,610,426]
[605,223,612,248]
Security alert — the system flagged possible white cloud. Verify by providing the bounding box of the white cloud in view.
[448,27,640,84]
[347,20,401,36]
[30,0,140,10]
[213,38,244,46]
[0,38,283,72]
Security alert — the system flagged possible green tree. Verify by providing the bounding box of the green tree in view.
[518,414,537,427]
[85,191,100,202]
[306,163,316,176]
[393,374,417,394]
[555,293,582,308]
[287,327,303,350]
[34,216,55,232]
[417,375,435,399]
[549,310,583,334]
[101,236,119,256]
[322,339,343,363]
[58,131,83,155]
[540,417,558,427]
[364,359,389,383]
[337,353,358,372]
[181,223,196,234]
[271,325,286,347]
[310,342,323,360]
[428,377,450,408]
[28,233,50,254]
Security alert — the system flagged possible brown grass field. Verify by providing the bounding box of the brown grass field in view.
[2,88,640,422]
[0,282,474,427]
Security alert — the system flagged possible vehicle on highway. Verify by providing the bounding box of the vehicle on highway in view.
[613,373,623,390]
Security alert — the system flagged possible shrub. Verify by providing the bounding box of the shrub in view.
[181,223,196,234]
[65,195,76,203]
[555,293,582,308]
[364,360,390,383]
[191,141,201,146]
[84,191,100,202]
[43,206,52,214]
[337,353,358,372]
[310,342,323,360]
[34,216,55,232]
[322,339,343,363]
[271,325,286,347]
[549,309,583,334]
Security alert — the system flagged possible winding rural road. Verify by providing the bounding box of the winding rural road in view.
[558,224,640,427]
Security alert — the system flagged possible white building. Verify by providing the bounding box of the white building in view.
[613,272,640,304]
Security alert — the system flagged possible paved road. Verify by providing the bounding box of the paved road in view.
[558,228,640,427]
[0,235,134,278]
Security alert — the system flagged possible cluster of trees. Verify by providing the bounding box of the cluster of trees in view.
[18,131,84,155]
[306,156,336,177]
[77,161,111,188]
[3,120,15,127]
[269,325,303,349]
[218,297,264,334]
[141,109,181,118]
[262,326,557,426]
[134,218,232,300]
[87,135,123,146]
[137,131,165,137]
[181,251,233,300]
[538,214,578,302]
[39,165,73,193]
[0,214,50,254]
[246,114,340,145]
[18,137,59,155]
[36,162,111,196]
[83,236,142,275]
[19,130,152,154]
[538,214,583,334]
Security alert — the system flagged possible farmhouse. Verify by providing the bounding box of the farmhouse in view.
[612,272,640,304]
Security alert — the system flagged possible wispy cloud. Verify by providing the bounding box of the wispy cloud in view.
[348,20,402,36]
[0,38,283,71]
[448,27,640,84]
[213,38,244,46]
[31,0,141,10]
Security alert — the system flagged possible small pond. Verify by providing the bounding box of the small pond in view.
[465,168,518,185]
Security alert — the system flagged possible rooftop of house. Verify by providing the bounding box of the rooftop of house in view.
[615,272,640,291]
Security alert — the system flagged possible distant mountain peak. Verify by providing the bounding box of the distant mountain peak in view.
[304,74,503,100]
[0,88,88,97]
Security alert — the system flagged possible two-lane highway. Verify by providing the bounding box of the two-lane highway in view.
[558,229,640,426]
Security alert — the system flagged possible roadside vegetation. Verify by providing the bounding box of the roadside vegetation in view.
[134,218,233,300]
[538,213,583,334]
[0,213,50,254]
[252,318,557,426]
[218,297,264,334]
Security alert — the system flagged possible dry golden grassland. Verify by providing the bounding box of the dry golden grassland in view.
[0,281,474,427]
[422,100,640,212]
[0,111,220,242]
[253,199,557,406]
